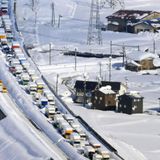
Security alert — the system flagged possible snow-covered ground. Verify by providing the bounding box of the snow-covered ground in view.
[16,0,160,160]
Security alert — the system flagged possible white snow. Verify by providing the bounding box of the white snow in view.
[15,0,160,160]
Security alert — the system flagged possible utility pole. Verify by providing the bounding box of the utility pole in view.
[56,74,59,94]
[58,15,62,28]
[83,73,88,107]
[49,43,52,65]
[51,2,55,27]
[110,41,112,56]
[153,39,156,54]
[99,62,102,79]
[74,48,77,71]
[108,56,112,81]
[122,43,125,66]
[87,0,102,45]
[14,0,16,14]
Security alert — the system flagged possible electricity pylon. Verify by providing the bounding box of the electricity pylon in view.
[87,0,102,45]
[87,0,125,45]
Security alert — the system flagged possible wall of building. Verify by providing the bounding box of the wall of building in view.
[134,23,154,33]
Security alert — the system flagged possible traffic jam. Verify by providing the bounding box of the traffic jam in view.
[0,0,112,160]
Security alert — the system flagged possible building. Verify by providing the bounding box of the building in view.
[73,80,98,104]
[91,86,116,111]
[118,91,144,114]
[74,80,126,105]
[106,10,160,33]
[125,50,159,71]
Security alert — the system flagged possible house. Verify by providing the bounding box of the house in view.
[73,80,98,104]
[106,10,160,33]
[133,18,160,33]
[73,80,127,104]
[118,91,144,114]
[125,50,159,71]
[91,85,116,111]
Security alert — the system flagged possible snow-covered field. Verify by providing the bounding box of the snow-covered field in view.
[16,0,160,160]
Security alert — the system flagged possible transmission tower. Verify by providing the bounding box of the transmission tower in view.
[87,0,125,45]
[87,0,102,45]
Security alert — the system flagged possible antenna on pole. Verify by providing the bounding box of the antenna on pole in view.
[87,0,102,45]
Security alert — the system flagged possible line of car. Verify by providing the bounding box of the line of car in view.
[0,0,112,160]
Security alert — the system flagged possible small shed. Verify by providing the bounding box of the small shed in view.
[91,86,116,111]
[118,91,143,114]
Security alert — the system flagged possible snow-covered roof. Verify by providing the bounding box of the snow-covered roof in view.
[153,58,160,67]
[127,50,159,61]
[99,85,115,94]
[126,91,143,98]
[107,10,153,20]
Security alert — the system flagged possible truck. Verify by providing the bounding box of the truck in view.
[0,28,6,39]
[2,85,7,93]
[39,97,48,108]
[12,41,20,49]
[89,140,101,151]
[96,148,110,160]
[17,54,26,64]
[84,145,95,159]
[36,79,45,93]
[45,106,56,119]
[43,90,55,105]
[92,153,103,160]
[53,114,64,127]
[63,114,74,123]
[28,82,37,94]
[0,80,3,92]
[70,121,82,133]
[61,123,73,138]
[21,61,30,70]
[70,132,81,147]
[32,92,41,105]
[21,73,30,85]
[14,65,23,76]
